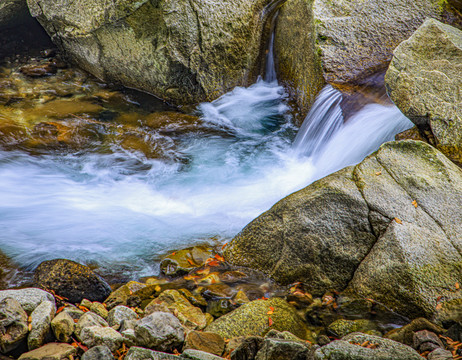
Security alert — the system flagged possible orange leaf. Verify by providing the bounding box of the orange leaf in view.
[375,171,382,176]
[269,306,274,312]
[206,260,220,267]
[412,200,418,208]
[214,254,225,262]
[56,306,66,314]
[268,317,273,326]
[456,282,460,290]
[221,243,228,251]
[78,305,89,312]
[267,310,273,315]
[171,252,176,256]
[187,258,195,266]
[394,217,403,224]
[154,285,161,292]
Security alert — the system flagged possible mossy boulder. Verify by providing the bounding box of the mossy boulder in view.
[205,297,311,340]
[34,259,111,303]
[225,140,462,318]
[274,0,461,120]
[27,0,277,106]
[385,18,462,166]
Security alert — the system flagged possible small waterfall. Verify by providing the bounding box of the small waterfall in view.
[265,30,277,83]
[292,85,344,156]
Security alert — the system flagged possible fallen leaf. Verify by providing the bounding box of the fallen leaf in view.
[268,317,273,326]
[187,258,195,266]
[154,285,161,292]
[436,303,443,311]
[394,217,403,224]
[375,171,382,176]
[267,310,273,315]
[28,323,32,331]
[456,282,460,290]
[412,200,418,208]
[56,306,66,315]
[214,254,225,262]
[221,243,228,251]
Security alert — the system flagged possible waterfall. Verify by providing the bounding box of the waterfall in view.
[292,85,343,157]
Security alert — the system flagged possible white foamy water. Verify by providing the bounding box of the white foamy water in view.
[0,81,412,279]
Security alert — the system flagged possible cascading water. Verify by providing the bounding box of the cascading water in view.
[0,33,413,281]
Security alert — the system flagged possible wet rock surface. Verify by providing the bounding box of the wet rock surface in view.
[34,259,112,303]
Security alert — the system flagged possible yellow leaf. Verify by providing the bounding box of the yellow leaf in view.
[394,218,403,224]
[456,282,460,290]
[412,200,418,208]
[375,171,382,176]
[154,285,161,292]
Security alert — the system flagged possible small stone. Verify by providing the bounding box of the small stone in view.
[120,319,137,333]
[413,330,443,353]
[317,335,330,347]
[255,337,313,360]
[81,345,115,360]
[90,302,109,319]
[18,342,77,360]
[314,332,422,360]
[20,63,57,77]
[0,297,28,353]
[327,319,378,338]
[80,326,123,352]
[385,318,445,346]
[81,299,93,310]
[34,259,112,304]
[184,331,225,356]
[145,290,207,330]
[62,306,85,320]
[230,337,263,360]
[107,305,137,330]
[0,288,55,313]
[28,300,56,350]
[75,312,109,341]
[134,311,184,352]
[182,349,224,360]
[125,347,184,360]
[178,289,207,308]
[51,311,75,343]
[104,281,146,310]
[160,246,214,276]
[427,348,454,360]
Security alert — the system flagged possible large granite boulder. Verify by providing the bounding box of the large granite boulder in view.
[225,140,462,318]
[274,0,461,119]
[385,18,462,166]
[26,0,278,106]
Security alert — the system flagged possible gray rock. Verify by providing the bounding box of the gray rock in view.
[315,332,422,360]
[18,342,77,360]
[51,311,75,343]
[274,0,460,120]
[412,330,443,353]
[125,347,186,360]
[120,319,137,333]
[107,305,137,330]
[27,0,276,106]
[255,337,314,360]
[0,288,55,313]
[33,259,111,303]
[62,305,85,321]
[75,311,109,341]
[385,18,462,165]
[230,336,263,360]
[81,345,115,360]
[28,300,56,350]
[182,349,224,360]
[134,311,184,352]
[90,302,108,319]
[206,298,310,340]
[428,348,454,360]
[80,326,123,352]
[225,140,462,318]
[0,297,28,353]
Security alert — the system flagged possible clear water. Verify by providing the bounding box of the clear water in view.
[0,79,413,279]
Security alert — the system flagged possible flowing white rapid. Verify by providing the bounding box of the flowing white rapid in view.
[0,79,413,280]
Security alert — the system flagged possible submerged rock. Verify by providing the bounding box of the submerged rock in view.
[385,18,462,165]
[34,259,111,303]
[206,297,310,340]
[225,140,462,318]
[27,0,277,106]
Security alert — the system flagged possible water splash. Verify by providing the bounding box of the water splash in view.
[0,82,412,280]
